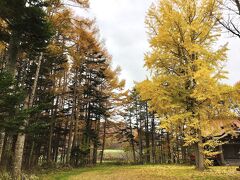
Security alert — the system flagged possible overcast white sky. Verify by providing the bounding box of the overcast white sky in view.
[77,0,240,89]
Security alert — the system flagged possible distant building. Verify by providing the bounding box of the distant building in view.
[203,119,240,165]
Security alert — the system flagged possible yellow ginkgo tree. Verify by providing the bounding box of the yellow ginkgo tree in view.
[137,0,233,170]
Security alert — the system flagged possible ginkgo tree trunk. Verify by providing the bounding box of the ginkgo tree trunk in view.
[137,0,228,170]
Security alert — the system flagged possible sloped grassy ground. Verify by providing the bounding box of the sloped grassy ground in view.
[41,164,240,180]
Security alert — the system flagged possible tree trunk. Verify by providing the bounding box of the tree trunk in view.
[145,103,150,163]
[28,141,35,169]
[135,102,143,164]
[131,136,136,164]
[151,114,156,163]
[71,69,78,165]
[166,132,172,163]
[195,129,205,170]
[100,118,107,164]
[47,122,53,163]
[181,146,187,164]
[92,141,98,165]
[84,101,92,165]
[160,143,163,163]
[219,144,226,165]
[6,31,19,75]
[47,95,59,163]
[66,118,73,164]
[129,116,136,163]
[176,133,180,164]
[13,53,42,179]
[13,133,26,179]
[138,120,143,164]
[0,131,5,163]
[92,118,100,165]
[0,134,13,170]
[54,146,59,163]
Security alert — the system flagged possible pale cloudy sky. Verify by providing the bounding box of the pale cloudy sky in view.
[77,0,240,89]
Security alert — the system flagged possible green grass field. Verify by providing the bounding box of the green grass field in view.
[98,149,125,160]
[40,164,240,180]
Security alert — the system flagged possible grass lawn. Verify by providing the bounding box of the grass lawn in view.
[40,164,240,180]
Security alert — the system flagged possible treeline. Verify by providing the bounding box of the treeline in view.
[0,0,126,179]
[122,89,195,165]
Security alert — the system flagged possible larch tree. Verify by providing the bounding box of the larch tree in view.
[137,0,231,170]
